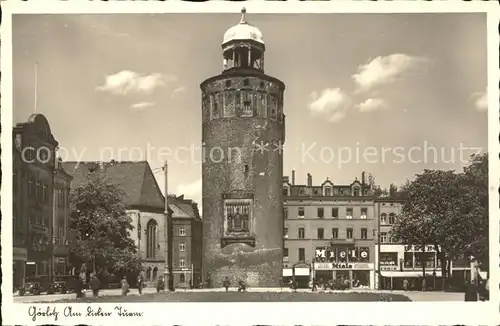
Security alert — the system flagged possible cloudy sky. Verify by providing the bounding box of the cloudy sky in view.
[12,13,487,208]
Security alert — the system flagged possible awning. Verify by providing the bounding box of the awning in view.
[381,271,442,278]
[294,267,310,276]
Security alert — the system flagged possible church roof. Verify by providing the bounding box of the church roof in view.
[63,161,165,209]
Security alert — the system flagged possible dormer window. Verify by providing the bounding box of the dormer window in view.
[324,186,332,196]
[299,188,304,195]
[353,188,360,197]
[283,186,289,196]
[313,189,318,195]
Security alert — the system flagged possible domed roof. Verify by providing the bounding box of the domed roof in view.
[222,8,264,45]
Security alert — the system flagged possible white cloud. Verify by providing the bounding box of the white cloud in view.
[357,98,387,112]
[308,88,351,123]
[96,70,175,96]
[473,92,487,111]
[352,54,426,92]
[171,86,187,98]
[130,102,155,110]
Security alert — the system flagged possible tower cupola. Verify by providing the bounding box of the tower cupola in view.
[222,8,265,72]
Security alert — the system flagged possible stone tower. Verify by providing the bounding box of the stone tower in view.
[200,8,286,287]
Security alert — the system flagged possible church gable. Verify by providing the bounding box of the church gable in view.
[138,163,165,208]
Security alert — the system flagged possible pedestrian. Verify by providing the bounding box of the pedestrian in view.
[403,278,409,291]
[137,273,144,295]
[421,278,427,292]
[464,280,478,301]
[74,275,84,299]
[90,274,101,297]
[223,276,230,292]
[121,276,130,296]
[156,276,165,293]
[237,280,247,292]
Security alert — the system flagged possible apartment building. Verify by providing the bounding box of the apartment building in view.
[283,171,376,289]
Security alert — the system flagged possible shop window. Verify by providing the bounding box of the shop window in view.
[404,252,414,268]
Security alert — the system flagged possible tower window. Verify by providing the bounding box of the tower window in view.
[225,80,231,87]
[244,78,249,86]
[244,165,249,177]
[259,81,265,88]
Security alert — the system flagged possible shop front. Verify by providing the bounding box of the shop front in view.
[13,247,27,289]
[282,264,311,288]
[314,262,375,289]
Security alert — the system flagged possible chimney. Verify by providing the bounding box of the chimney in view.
[307,173,312,187]
[292,170,296,185]
[283,176,289,184]
[362,171,366,186]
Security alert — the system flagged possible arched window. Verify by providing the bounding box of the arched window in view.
[380,213,387,225]
[388,213,395,225]
[152,267,158,281]
[146,219,158,259]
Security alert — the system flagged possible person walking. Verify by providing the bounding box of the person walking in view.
[403,278,409,291]
[156,276,165,293]
[90,274,101,297]
[223,276,230,292]
[74,275,84,299]
[421,278,427,292]
[121,276,130,296]
[137,273,144,295]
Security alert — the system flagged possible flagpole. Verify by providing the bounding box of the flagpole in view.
[34,62,38,113]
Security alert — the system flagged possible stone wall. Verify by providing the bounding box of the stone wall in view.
[201,73,285,287]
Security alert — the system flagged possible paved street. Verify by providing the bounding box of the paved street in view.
[13,287,463,303]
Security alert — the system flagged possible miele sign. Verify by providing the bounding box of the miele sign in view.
[314,262,374,270]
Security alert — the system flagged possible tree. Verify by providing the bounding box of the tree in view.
[391,169,465,288]
[392,154,489,288]
[367,173,388,198]
[68,170,141,279]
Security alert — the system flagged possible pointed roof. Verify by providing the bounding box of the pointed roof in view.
[63,161,164,209]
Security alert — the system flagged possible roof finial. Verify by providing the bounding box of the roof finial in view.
[240,7,247,24]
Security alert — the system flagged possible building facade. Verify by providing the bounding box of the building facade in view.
[374,199,473,290]
[13,114,72,288]
[283,171,376,289]
[64,160,202,288]
[170,195,203,288]
[201,8,286,287]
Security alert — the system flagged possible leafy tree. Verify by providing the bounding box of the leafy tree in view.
[367,173,387,198]
[68,170,141,279]
[392,154,489,288]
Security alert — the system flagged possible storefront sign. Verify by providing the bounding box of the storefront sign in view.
[381,265,399,271]
[404,245,439,252]
[314,262,374,270]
